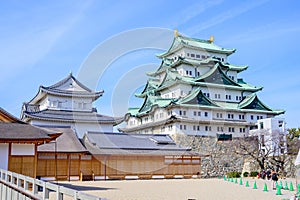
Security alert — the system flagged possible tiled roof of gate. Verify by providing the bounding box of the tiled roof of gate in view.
[38,127,87,153]
[83,132,196,156]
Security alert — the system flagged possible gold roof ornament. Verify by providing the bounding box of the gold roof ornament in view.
[209,35,214,43]
[174,29,180,37]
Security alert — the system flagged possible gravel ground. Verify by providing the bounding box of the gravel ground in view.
[50,178,299,200]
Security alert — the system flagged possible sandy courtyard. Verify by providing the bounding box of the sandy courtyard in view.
[52,178,298,200]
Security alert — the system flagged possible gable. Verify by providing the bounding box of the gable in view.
[198,65,239,86]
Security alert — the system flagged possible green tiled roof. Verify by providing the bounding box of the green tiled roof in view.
[148,57,248,77]
[127,108,140,115]
[128,91,284,117]
[136,79,160,98]
[155,65,261,93]
[196,63,240,86]
[138,95,176,114]
[178,88,219,107]
[157,35,236,58]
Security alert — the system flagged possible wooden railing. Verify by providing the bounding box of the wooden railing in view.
[0,169,102,200]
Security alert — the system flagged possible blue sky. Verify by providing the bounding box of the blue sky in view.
[1,0,300,128]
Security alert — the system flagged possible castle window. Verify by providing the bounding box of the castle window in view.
[226,95,232,100]
[196,54,200,58]
[228,127,235,132]
[204,112,208,117]
[198,111,201,116]
[191,53,195,58]
[194,111,197,116]
[205,126,211,131]
[227,114,234,119]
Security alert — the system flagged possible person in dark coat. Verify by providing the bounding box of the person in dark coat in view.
[271,170,278,189]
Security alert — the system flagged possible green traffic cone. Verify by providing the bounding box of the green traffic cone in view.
[231,178,234,182]
[239,178,243,185]
[263,183,268,192]
[245,180,249,187]
[224,175,226,181]
[280,180,283,188]
[276,186,282,195]
[235,178,238,184]
[253,181,257,189]
[290,182,294,191]
[284,181,288,190]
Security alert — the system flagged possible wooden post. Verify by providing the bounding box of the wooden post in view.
[34,144,38,179]
[67,154,71,182]
[7,143,11,171]
[104,158,107,181]
[55,139,57,181]
[79,155,81,181]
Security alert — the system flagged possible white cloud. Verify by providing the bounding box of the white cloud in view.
[186,0,270,35]
[169,0,224,28]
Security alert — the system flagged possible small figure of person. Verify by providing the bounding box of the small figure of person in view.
[271,170,278,189]
[266,169,271,180]
[261,170,266,179]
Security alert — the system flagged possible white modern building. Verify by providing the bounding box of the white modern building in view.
[120,31,284,139]
[21,73,121,138]
[249,118,287,156]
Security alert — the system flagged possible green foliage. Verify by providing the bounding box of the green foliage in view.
[288,128,300,141]
[227,171,241,178]
[250,171,259,177]
[243,171,249,177]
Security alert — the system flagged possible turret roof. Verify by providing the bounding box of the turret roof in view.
[22,109,123,124]
[28,73,104,105]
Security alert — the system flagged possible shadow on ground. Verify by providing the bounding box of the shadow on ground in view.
[56,182,117,191]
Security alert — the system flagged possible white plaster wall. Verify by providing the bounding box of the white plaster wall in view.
[160,84,191,99]
[226,71,237,81]
[0,144,9,170]
[46,94,93,112]
[11,144,35,155]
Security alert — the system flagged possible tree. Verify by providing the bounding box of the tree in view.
[287,128,300,155]
[233,129,288,173]
[232,135,269,171]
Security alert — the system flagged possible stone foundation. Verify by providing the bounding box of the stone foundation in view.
[172,134,245,178]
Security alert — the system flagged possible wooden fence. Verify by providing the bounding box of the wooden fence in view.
[0,168,102,200]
